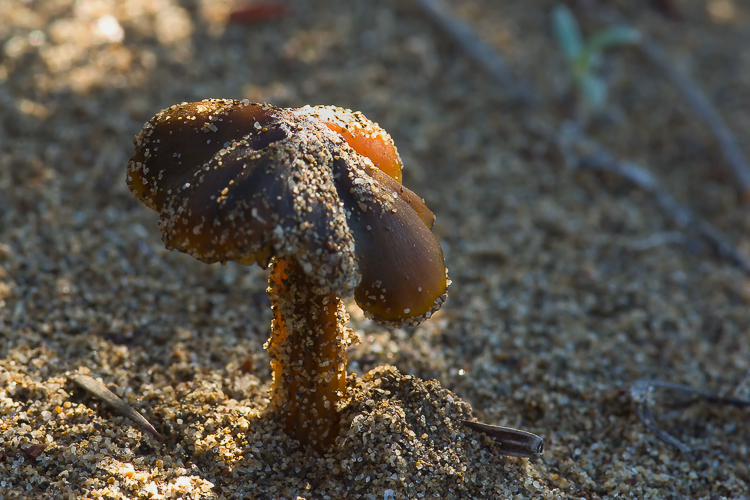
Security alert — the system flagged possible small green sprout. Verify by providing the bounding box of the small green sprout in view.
[552,4,641,110]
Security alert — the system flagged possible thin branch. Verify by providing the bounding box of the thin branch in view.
[630,379,750,452]
[634,403,692,453]
[413,0,534,102]
[69,373,165,441]
[559,121,750,275]
[628,231,685,251]
[575,0,750,199]
[642,380,750,409]
[733,369,750,399]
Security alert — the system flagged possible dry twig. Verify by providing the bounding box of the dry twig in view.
[69,373,165,441]
[575,0,750,199]
[630,379,750,452]
[558,121,750,275]
[733,369,750,399]
[413,0,534,102]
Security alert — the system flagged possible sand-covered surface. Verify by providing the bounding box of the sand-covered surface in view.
[1,0,750,498]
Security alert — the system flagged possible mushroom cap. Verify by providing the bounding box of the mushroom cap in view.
[127,99,448,326]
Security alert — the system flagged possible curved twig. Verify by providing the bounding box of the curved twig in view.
[69,373,165,441]
[413,0,534,102]
[558,121,750,275]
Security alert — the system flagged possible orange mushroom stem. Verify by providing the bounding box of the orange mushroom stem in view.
[266,258,351,449]
[127,99,448,451]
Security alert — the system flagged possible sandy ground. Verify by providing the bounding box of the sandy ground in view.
[1,0,750,498]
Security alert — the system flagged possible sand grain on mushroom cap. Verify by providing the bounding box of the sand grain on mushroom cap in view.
[128,99,449,321]
[305,105,405,183]
[333,159,448,326]
[129,99,359,296]
[127,99,449,449]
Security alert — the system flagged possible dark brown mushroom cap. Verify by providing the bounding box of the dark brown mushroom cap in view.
[127,99,448,325]
[333,159,448,326]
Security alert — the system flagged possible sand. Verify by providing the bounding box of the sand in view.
[1,0,749,498]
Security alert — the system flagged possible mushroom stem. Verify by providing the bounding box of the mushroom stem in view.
[266,258,350,451]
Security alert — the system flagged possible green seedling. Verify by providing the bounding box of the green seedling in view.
[552,4,641,110]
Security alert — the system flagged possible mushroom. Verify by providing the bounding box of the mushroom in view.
[127,99,448,451]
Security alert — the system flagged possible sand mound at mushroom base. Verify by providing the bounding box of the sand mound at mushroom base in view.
[223,365,549,499]
[0,364,551,499]
[134,366,548,499]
